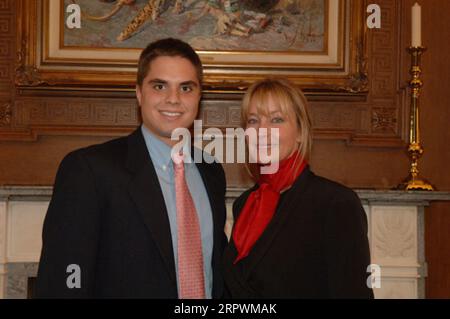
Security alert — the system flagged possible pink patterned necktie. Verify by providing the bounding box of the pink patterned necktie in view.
[173,153,206,299]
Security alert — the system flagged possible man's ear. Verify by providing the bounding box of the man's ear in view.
[136,85,142,106]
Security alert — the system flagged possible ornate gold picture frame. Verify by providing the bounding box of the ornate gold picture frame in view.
[16,0,368,93]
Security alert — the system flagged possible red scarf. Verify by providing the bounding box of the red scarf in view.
[232,151,307,264]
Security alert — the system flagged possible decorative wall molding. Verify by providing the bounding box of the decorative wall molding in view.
[15,47,47,87]
[14,98,139,127]
[372,107,398,134]
[0,0,13,12]
[0,0,407,148]
[0,15,12,34]
[0,39,13,59]
[0,102,11,126]
[0,0,14,135]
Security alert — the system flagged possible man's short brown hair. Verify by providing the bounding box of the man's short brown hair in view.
[136,38,203,87]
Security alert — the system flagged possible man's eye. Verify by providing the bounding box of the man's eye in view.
[153,84,165,90]
[271,117,284,123]
[180,85,193,92]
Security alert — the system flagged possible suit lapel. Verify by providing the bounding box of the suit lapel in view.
[126,128,176,285]
[234,167,313,279]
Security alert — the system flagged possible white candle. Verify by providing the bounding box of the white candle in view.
[412,2,422,47]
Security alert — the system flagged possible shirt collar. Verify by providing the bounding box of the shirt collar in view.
[141,125,194,171]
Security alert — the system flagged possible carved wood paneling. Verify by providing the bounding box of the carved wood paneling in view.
[0,0,12,12]
[372,106,398,134]
[199,100,242,128]
[0,0,14,132]
[0,0,406,148]
[0,39,12,59]
[0,102,11,126]
[368,0,404,140]
[0,16,12,34]
[12,98,139,138]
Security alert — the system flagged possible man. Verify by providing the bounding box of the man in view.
[35,38,227,298]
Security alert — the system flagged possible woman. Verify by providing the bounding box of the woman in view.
[223,78,374,298]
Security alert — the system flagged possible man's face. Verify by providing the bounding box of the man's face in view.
[136,56,201,146]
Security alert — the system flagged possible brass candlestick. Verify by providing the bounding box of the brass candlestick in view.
[398,46,434,191]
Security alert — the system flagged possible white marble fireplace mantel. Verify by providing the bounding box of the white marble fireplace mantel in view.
[1,186,450,299]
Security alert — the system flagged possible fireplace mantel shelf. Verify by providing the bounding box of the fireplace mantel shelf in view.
[1,186,450,203]
[226,187,450,204]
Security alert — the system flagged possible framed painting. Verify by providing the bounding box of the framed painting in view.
[16,0,368,93]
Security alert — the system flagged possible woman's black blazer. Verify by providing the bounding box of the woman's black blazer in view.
[223,166,374,299]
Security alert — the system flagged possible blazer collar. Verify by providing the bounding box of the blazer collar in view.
[126,128,177,285]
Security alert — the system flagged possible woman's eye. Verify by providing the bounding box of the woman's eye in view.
[271,117,284,123]
[247,118,258,124]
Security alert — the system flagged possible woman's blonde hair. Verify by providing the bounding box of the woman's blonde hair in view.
[241,77,313,164]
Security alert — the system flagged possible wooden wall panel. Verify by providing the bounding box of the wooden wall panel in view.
[410,0,450,299]
[0,0,14,132]
[6,0,407,148]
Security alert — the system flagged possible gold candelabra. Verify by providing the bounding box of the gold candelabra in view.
[398,46,434,191]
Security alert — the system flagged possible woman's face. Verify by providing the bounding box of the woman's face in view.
[245,94,300,164]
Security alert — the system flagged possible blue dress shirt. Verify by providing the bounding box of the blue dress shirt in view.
[141,125,214,298]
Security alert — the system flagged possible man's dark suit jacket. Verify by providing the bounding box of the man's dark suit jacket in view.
[35,128,227,298]
[223,166,374,298]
